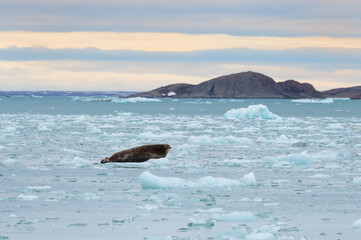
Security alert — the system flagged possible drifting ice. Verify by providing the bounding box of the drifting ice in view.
[224,104,280,120]
[139,171,256,189]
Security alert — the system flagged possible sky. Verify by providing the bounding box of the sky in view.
[0,0,360,91]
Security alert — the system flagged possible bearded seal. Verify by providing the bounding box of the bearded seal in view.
[101,144,171,164]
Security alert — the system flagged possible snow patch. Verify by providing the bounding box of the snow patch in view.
[167,91,176,96]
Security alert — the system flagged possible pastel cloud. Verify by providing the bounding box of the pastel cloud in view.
[2,32,361,52]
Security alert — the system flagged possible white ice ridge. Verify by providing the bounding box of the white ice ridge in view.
[291,98,345,104]
[111,97,161,103]
[224,104,281,120]
[139,171,256,189]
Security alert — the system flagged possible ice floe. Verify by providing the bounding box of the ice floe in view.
[267,152,314,165]
[292,98,334,104]
[224,104,281,120]
[111,97,161,103]
[352,177,361,185]
[139,171,256,189]
[188,135,253,144]
[353,218,361,228]
[212,211,257,222]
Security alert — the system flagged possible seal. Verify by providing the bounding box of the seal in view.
[101,144,171,164]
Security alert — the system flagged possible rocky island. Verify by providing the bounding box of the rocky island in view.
[130,71,361,99]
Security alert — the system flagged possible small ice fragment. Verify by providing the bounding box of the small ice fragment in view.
[27,186,52,191]
[18,194,38,201]
[276,152,314,165]
[136,204,159,212]
[8,214,17,218]
[353,218,361,228]
[246,232,275,240]
[309,174,331,179]
[241,172,257,185]
[352,177,361,185]
[212,211,257,222]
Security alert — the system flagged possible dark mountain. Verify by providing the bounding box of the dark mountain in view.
[130,71,325,99]
[322,86,361,99]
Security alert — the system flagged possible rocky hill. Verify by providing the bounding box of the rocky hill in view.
[131,71,325,99]
[322,86,361,99]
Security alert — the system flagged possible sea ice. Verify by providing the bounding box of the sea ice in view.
[224,104,281,120]
[353,218,361,228]
[352,177,361,185]
[139,171,256,189]
[246,233,275,240]
[274,152,314,165]
[212,211,257,222]
[18,194,38,201]
[292,98,334,104]
[187,135,253,144]
[309,174,331,179]
[111,97,161,103]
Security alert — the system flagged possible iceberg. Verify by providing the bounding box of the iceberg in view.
[139,171,256,189]
[224,104,281,120]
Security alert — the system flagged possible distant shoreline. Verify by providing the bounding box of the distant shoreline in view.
[0,91,139,97]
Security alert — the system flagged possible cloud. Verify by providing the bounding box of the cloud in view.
[1,1,360,36]
[1,47,361,71]
[1,32,361,52]
[0,60,359,91]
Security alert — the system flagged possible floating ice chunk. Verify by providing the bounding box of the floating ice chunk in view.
[139,171,201,189]
[188,135,253,144]
[326,123,344,130]
[246,233,275,240]
[353,218,361,228]
[111,97,161,103]
[139,171,256,189]
[61,156,91,168]
[18,194,38,201]
[8,214,17,218]
[167,91,176,96]
[136,204,159,212]
[275,152,314,165]
[224,104,281,120]
[212,211,257,222]
[27,186,52,191]
[292,98,334,104]
[309,174,331,179]
[194,208,224,213]
[241,172,257,185]
[149,158,170,166]
[197,176,242,187]
[2,159,17,165]
[352,177,361,185]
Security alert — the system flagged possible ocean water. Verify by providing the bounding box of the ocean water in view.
[0,96,360,240]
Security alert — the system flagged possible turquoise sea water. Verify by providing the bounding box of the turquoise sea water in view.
[0,96,360,239]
